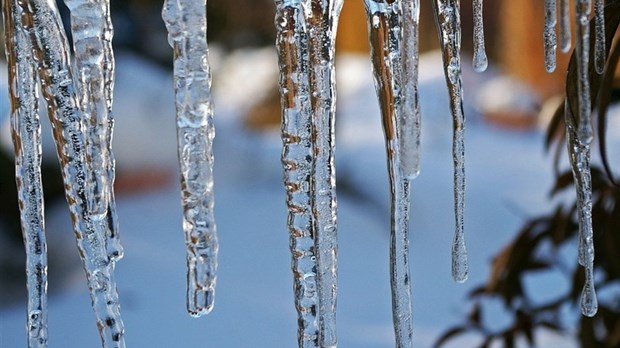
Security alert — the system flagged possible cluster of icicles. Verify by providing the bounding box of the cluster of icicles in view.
[1,0,605,346]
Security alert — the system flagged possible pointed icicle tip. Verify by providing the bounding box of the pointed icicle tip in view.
[452,238,469,283]
[473,51,488,73]
[581,283,598,317]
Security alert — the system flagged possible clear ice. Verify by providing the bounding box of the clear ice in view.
[15,0,125,345]
[565,103,598,317]
[575,0,593,144]
[401,0,422,179]
[594,0,606,74]
[274,0,342,345]
[363,1,414,346]
[162,0,219,317]
[275,0,321,345]
[3,1,48,346]
[544,0,558,73]
[62,0,123,262]
[305,1,343,346]
[432,0,469,283]
[472,0,488,72]
[559,0,571,52]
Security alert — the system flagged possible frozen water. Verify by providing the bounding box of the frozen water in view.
[594,0,606,74]
[559,0,571,52]
[565,103,597,317]
[363,1,415,346]
[544,0,557,73]
[62,0,123,262]
[275,1,320,345]
[13,0,126,345]
[3,2,48,346]
[305,1,343,346]
[575,0,593,144]
[400,0,422,179]
[162,0,219,317]
[472,0,488,72]
[431,0,469,283]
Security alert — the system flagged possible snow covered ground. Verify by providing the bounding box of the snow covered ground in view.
[0,49,578,347]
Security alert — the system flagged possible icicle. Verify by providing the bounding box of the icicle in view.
[275,1,321,346]
[431,0,469,283]
[593,0,606,74]
[62,0,122,263]
[575,0,593,144]
[472,0,488,72]
[565,103,598,317]
[544,0,558,73]
[304,1,343,346]
[162,0,218,317]
[16,0,125,345]
[363,1,414,346]
[559,0,571,52]
[3,2,48,346]
[401,0,422,179]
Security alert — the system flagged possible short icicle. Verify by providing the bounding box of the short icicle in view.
[3,2,48,346]
[594,0,606,74]
[275,1,321,346]
[472,0,488,72]
[564,103,598,317]
[575,0,593,144]
[363,1,414,346]
[61,0,123,263]
[305,1,343,346]
[559,0,571,52]
[431,0,469,283]
[401,0,422,179]
[16,0,125,345]
[162,0,219,317]
[544,0,558,73]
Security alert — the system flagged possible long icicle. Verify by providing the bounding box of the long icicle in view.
[305,1,343,346]
[401,0,422,179]
[100,0,122,261]
[594,0,606,74]
[16,0,125,345]
[61,0,123,263]
[275,1,321,346]
[162,0,219,317]
[431,0,469,283]
[472,0,488,72]
[3,2,48,346]
[363,1,414,346]
[559,0,572,52]
[544,0,558,73]
[564,103,597,317]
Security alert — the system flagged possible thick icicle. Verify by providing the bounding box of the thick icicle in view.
[544,0,558,73]
[565,103,598,317]
[16,0,125,345]
[575,0,593,144]
[305,1,343,346]
[62,0,122,263]
[275,1,321,346]
[431,0,469,283]
[400,0,422,179]
[472,0,488,72]
[162,0,218,317]
[594,0,606,74]
[559,0,571,52]
[364,1,414,346]
[3,2,48,346]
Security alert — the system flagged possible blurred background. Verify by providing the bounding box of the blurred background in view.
[0,0,611,347]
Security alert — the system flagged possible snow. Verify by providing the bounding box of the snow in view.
[0,48,578,347]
